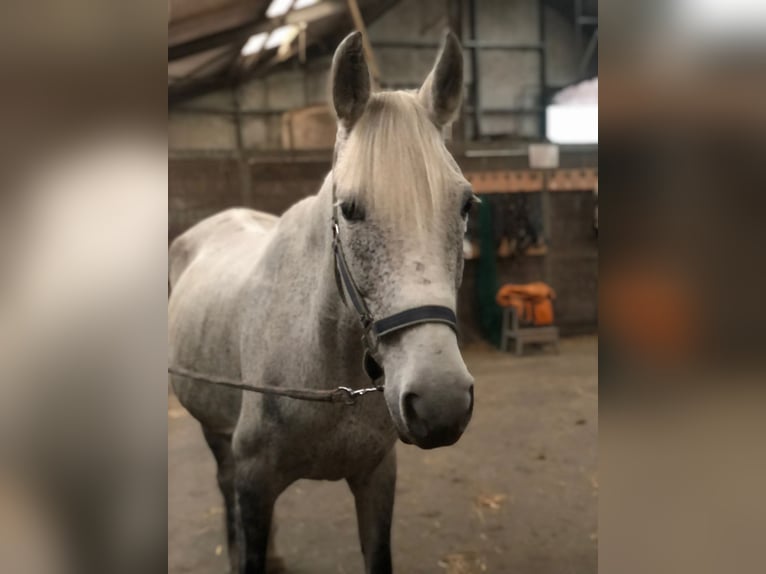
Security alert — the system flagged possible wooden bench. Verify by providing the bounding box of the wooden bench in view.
[500,306,560,356]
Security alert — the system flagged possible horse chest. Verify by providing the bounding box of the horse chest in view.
[248,397,397,481]
[314,410,396,478]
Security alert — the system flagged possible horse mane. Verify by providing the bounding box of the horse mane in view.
[333,91,465,231]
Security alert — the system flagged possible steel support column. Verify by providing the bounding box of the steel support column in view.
[467,0,482,139]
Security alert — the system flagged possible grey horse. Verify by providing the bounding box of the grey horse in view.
[169,31,474,574]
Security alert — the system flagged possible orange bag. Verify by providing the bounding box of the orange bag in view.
[496,282,556,326]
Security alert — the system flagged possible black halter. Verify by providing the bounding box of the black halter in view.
[330,180,458,381]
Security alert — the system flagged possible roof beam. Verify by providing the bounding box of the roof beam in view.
[170,0,403,107]
[169,1,346,62]
[169,2,263,47]
[169,72,234,106]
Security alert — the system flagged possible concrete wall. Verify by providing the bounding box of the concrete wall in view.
[169,0,583,151]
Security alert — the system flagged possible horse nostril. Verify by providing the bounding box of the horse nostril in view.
[402,392,428,438]
[460,385,475,433]
[403,392,418,421]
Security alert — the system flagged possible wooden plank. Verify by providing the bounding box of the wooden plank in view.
[549,169,598,191]
[346,0,382,89]
[465,168,597,194]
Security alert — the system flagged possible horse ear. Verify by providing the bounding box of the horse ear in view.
[418,31,464,127]
[331,31,371,131]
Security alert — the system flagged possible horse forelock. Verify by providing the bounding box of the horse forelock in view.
[333,91,465,232]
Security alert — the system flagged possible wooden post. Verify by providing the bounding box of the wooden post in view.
[449,0,466,146]
[232,86,252,206]
[346,0,382,90]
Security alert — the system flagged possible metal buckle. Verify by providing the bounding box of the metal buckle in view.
[331,220,340,244]
[334,385,384,405]
[334,386,358,405]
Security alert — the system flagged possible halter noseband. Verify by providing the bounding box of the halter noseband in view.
[330,173,458,381]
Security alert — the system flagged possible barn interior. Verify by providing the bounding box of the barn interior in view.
[168,1,598,572]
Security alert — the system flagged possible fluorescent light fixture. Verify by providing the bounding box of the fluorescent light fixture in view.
[265,25,299,50]
[546,105,598,145]
[266,0,319,19]
[241,33,268,56]
[241,25,299,56]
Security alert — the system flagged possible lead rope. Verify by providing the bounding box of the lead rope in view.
[168,366,380,405]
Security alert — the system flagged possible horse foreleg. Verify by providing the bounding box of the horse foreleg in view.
[347,448,397,574]
[234,460,283,574]
[202,429,240,574]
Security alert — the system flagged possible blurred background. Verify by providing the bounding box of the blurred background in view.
[168,1,598,573]
[3,0,762,572]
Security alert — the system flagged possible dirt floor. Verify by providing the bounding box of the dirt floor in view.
[169,336,598,574]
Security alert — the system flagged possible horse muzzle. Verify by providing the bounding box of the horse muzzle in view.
[397,377,474,449]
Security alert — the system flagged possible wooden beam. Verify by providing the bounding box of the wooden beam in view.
[465,168,598,193]
[169,2,263,47]
[169,73,233,106]
[169,1,346,62]
[169,0,401,106]
[233,0,300,78]
[345,0,382,88]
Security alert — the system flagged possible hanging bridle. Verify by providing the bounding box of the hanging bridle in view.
[169,149,459,404]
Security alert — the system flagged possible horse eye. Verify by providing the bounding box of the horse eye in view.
[340,200,366,222]
[460,196,475,218]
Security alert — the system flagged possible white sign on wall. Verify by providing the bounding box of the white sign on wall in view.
[528,143,560,169]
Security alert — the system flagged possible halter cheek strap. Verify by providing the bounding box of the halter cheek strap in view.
[331,203,458,381]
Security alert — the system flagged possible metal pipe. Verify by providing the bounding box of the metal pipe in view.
[371,40,543,51]
[298,21,307,64]
[172,107,291,116]
[574,0,583,52]
[465,149,529,158]
[176,105,544,118]
[467,0,481,140]
[538,0,547,140]
[464,106,543,115]
[579,28,598,80]
[537,1,551,280]
[467,41,542,51]
[232,86,252,206]
[448,0,466,144]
